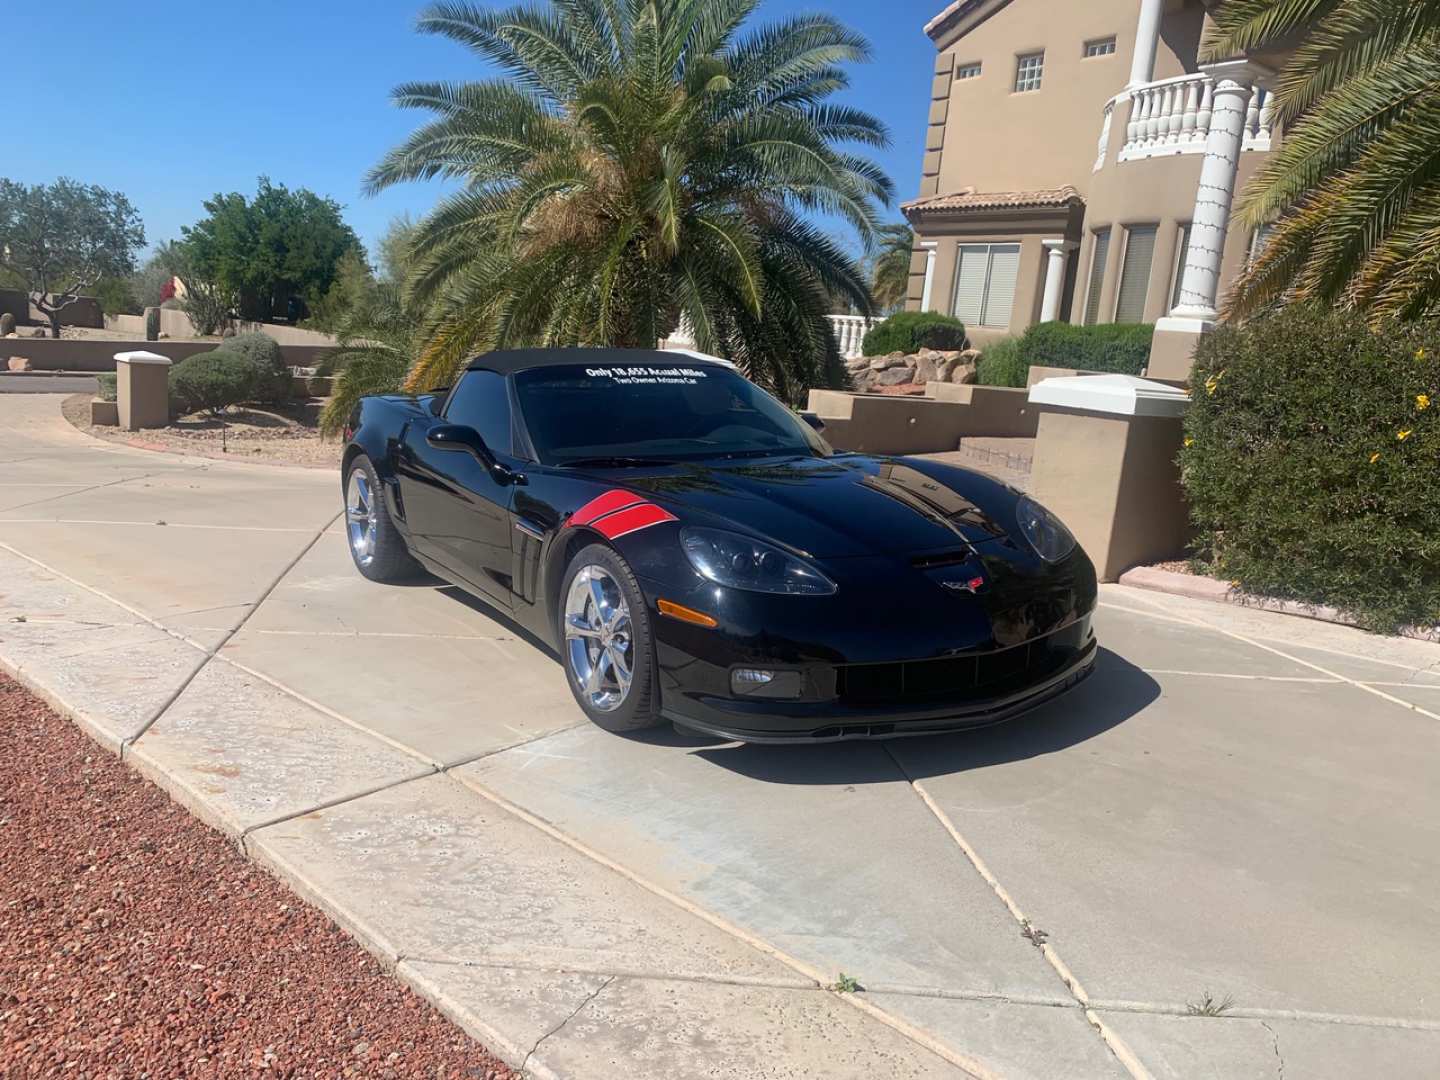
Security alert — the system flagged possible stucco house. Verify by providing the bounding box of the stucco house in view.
[903,0,1278,378]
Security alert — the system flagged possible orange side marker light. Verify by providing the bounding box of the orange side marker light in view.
[657,599,718,628]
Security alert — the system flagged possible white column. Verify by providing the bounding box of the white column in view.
[1163,60,1268,327]
[919,242,938,311]
[1039,240,1078,323]
[1128,0,1164,88]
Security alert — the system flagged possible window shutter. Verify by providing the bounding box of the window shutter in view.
[981,245,1020,327]
[952,246,988,324]
[1114,225,1156,324]
[1171,223,1192,311]
[1084,229,1110,325]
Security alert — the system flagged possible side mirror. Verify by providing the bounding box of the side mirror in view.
[800,411,826,433]
[426,424,523,485]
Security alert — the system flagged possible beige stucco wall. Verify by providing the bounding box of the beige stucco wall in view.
[806,386,1036,454]
[1070,104,1272,326]
[0,338,335,373]
[925,0,1205,200]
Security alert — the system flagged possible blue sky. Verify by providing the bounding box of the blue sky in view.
[9,1,937,261]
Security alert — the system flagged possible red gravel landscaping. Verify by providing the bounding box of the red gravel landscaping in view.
[0,673,515,1079]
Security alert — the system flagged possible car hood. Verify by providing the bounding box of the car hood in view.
[620,454,1022,559]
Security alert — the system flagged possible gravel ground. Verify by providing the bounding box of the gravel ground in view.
[61,394,341,470]
[0,674,515,1079]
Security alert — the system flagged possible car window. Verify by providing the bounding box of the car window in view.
[514,363,831,465]
[444,370,512,454]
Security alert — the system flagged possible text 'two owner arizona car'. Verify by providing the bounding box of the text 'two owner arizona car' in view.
[341,349,1097,742]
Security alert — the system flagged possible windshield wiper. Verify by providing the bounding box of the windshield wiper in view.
[558,456,677,469]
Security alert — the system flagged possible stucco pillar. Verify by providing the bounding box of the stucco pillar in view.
[1028,375,1191,581]
[1039,240,1078,323]
[1127,0,1165,88]
[114,350,172,430]
[1151,60,1271,381]
[919,243,938,312]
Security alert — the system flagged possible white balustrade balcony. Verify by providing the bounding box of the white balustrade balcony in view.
[665,314,877,360]
[1094,73,1273,170]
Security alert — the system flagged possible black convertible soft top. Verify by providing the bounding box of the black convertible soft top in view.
[465,347,732,375]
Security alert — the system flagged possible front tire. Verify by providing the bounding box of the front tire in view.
[344,455,422,583]
[559,543,663,732]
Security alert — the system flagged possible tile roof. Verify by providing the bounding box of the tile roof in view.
[901,186,1084,216]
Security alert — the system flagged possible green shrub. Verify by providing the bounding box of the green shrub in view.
[144,307,160,341]
[219,331,291,401]
[861,311,967,356]
[1016,321,1153,375]
[975,338,1026,387]
[1183,305,1440,632]
[168,350,264,416]
[96,373,116,402]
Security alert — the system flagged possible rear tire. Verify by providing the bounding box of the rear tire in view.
[558,543,663,732]
[344,455,422,583]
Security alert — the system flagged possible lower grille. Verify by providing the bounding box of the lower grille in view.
[835,619,1090,706]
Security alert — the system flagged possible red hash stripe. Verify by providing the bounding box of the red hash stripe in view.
[569,489,645,527]
[591,502,678,539]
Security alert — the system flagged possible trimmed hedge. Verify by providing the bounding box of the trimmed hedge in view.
[169,350,265,416]
[972,322,1154,387]
[1017,321,1153,375]
[975,337,1025,387]
[220,331,291,401]
[1183,305,1440,633]
[861,311,967,356]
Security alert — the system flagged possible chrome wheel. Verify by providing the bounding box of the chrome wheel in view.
[564,565,633,712]
[346,467,378,568]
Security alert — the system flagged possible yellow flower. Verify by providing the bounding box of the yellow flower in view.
[1418,393,1431,411]
[1397,428,1413,441]
[1204,376,1219,396]
[1418,348,1428,362]
[1370,451,1382,464]
[1184,437,1194,448]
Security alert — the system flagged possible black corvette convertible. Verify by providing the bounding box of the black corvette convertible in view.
[341,348,1097,742]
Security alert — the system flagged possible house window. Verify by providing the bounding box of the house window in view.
[1014,52,1044,93]
[1248,223,1276,264]
[1114,225,1158,323]
[952,244,1021,328]
[955,61,982,80]
[1083,228,1111,325]
[1171,223,1192,311]
[1084,37,1117,58]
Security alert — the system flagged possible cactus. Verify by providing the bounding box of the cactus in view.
[144,306,160,341]
[0,312,14,336]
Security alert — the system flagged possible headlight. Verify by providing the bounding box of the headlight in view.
[1015,495,1076,563]
[681,528,837,595]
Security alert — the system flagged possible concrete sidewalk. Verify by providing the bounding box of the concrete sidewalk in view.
[3,395,1438,1078]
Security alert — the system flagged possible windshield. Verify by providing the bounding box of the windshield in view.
[514,362,832,466]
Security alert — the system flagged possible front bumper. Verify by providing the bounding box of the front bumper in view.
[661,623,1098,744]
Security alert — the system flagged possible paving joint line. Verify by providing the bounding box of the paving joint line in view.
[1088,998,1440,1031]
[0,517,317,532]
[883,744,1154,1080]
[403,954,819,992]
[118,511,342,756]
[234,767,440,845]
[1139,669,1339,683]
[0,470,154,515]
[445,770,998,1079]
[1102,593,1440,724]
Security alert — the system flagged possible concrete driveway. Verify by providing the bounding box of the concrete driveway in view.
[2,394,1437,1079]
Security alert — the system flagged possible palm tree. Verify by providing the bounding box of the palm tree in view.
[869,223,913,313]
[1208,1,1440,322]
[318,282,424,435]
[368,0,891,400]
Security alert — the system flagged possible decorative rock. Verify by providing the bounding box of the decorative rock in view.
[0,312,13,336]
[935,356,955,382]
[29,327,46,337]
[7,356,32,371]
[844,356,871,373]
[875,366,917,386]
[869,353,907,371]
[912,353,938,384]
[949,360,978,384]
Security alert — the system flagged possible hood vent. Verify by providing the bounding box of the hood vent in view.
[911,549,974,570]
